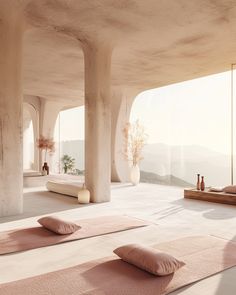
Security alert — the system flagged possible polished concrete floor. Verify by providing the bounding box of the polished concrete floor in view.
[0,182,236,294]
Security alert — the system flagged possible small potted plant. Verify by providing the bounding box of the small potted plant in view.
[36,135,55,175]
[123,120,147,185]
[61,154,75,174]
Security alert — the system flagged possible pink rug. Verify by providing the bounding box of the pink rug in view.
[0,215,149,255]
[0,236,235,294]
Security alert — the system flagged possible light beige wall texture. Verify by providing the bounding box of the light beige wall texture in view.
[84,43,112,202]
[0,3,24,216]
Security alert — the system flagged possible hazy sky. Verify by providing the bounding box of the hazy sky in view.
[55,106,85,141]
[58,70,234,155]
[131,70,232,154]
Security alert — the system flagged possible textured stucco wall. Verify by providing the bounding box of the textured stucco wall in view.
[84,43,112,202]
[0,3,24,216]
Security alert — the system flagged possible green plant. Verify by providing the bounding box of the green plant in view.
[61,154,75,174]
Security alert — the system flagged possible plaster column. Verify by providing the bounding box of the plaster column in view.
[84,44,112,202]
[0,4,24,216]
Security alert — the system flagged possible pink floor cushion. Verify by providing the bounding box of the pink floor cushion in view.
[38,216,81,234]
[223,185,236,194]
[114,243,185,276]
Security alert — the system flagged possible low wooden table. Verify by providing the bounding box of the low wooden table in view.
[184,188,236,206]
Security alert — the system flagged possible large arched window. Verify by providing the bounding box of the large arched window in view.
[54,106,85,174]
[130,71,231,187]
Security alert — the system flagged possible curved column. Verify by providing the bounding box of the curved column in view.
[39,99,63,171]
[0,3,24,216]
[83,43,112,202]
[111,91,123,182]
[111,91,134,182]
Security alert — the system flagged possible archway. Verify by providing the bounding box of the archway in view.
[130,72,232,187]
[23,102,39,171]
[53,106,85,175]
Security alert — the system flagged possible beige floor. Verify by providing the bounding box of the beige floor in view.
[0,182,236,294]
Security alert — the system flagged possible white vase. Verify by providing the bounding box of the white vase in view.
[130,165,140,185]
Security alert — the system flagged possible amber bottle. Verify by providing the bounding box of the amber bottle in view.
[196,174,200,190]
[200,176,205,191]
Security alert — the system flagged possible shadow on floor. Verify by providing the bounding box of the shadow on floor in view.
[111,183,134,190]
[152,197,236,221]
[0,190,95,223]
[214,235,236,295]
[171,234,236,295]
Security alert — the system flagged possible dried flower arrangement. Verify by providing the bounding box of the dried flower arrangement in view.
[36,135,55,162]
[123,120,148,166]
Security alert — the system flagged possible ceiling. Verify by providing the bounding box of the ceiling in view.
[21,0,236,104]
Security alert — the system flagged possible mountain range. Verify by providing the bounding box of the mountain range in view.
[140,143,230,187]
[60,140,231,187]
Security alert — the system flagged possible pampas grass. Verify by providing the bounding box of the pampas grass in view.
[36,135,55,162]
[123,120,148,166]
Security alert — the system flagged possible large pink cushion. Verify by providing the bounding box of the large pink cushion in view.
[38,216,81,235]
[114,244,185,276]
[223,185,236,194]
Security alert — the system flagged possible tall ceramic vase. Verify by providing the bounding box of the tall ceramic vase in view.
[130,165,140,185]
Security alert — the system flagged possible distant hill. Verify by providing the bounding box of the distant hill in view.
[140,143,230,186]
[59,140,230,187]
[140,170,193,187]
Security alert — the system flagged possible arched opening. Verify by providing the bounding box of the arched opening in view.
[130,71,232,187]
[23,102,39,171]
[23,118,34,170]
[53,106,85,176]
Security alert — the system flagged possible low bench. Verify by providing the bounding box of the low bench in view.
[184,188,236,206]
